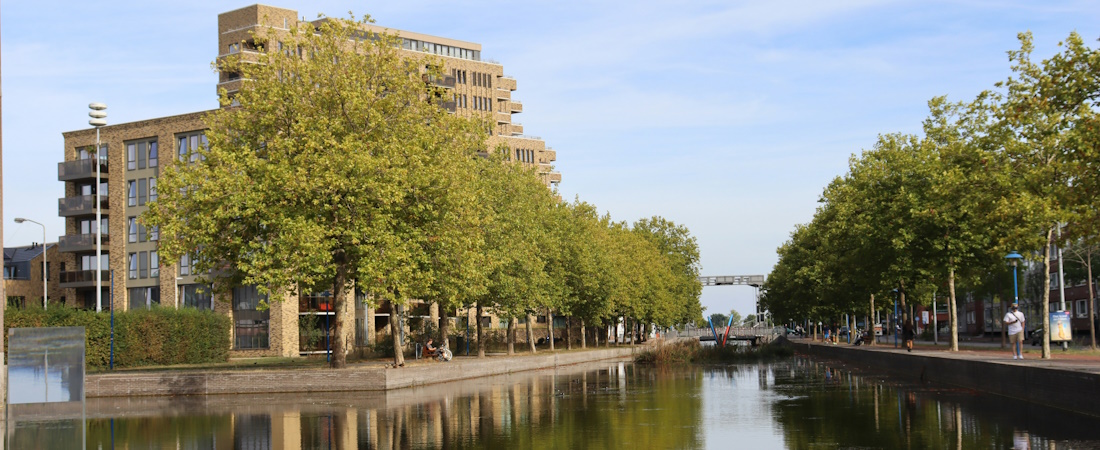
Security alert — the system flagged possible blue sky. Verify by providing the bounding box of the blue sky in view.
[3,1,1099,318]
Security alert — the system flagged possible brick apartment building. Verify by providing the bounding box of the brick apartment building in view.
[57,4,561,358]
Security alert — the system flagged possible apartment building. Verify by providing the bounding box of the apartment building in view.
[57,4,560,358]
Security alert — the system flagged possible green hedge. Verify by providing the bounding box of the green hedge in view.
[4,304,230,370]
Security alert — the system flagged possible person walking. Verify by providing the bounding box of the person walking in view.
[1004,303,1026,359]
[902,315,915,352]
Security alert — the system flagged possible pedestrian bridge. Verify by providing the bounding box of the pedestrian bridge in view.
[665,326,786,346]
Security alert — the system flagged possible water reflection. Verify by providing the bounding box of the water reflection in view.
[45,358,1100,449]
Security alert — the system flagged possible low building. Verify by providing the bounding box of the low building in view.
[3,243,62,309]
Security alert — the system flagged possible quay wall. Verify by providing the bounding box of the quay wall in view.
[85,346,637,398]
[794,342,1100,417]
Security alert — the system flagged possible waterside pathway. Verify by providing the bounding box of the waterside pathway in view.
[85,346,638,398]
[793,337,1100,417]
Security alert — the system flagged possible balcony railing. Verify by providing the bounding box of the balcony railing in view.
[58,233,109,253]
[423,74,456,89]
[60,270,109,287]
[58,159,107,181]
[58,195,108,217]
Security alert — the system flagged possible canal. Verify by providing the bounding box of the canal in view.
[11,357,1100,449]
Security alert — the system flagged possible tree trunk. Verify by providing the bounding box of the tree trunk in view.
[526,313,536,353]
[580,319,587,348]
[565,316,572,350]
[390,296,405,367]
[439,304,450,351]
[868,294,875,346]
[476,302,485,358]
[507,315,516,355]
[1087,252,1096,350]
[547,308,555,351]
[331,257,349,368]
[1042,226,1054,359]
[949,266,958,352]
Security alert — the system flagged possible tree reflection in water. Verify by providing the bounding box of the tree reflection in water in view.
[71,358,1100,449]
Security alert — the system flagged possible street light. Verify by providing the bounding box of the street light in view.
[14,218,47,309]
[1005,251,1024,304]
[89,103,107,312]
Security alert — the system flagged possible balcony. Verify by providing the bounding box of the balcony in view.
[58,233,109,253]
[510,101,523,113]
[58,159,107,181]
[58,195,108,217]
[299,295,335,313]
[495,111,511,124]
[60,270,109,288]
[423,74,456,89]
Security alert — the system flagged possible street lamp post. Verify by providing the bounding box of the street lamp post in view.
[14,218,47,309]
[89,103,107,312]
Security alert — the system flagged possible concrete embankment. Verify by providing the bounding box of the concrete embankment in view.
[793,339,1100,417]
[86,346,638,398]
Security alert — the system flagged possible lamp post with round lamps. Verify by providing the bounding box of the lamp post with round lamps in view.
[89,103,107,312]
[14,218,47,309]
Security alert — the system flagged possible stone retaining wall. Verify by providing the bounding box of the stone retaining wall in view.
[794,342,1100,417]
[86,346,637,398]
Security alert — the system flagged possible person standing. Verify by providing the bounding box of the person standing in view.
[902,315,915,352]
[1004,303,1026,359]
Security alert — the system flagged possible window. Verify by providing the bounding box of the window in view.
[181,284,213,310]
[128,181,137,206]
[177,131,207,163]
[128,253,138,279]
[138,251,149,278]
[1078,299,1089,318]
[233,286,270,349]
[80,218,107,235]
[149,178,157,202]
[229,43,240,54]
[128,217,137,243]
[149,141,158,168]
[127,143,136,170]
[179,254,191,276]
[150,225,159,242]
[128,287,160,310]
[150,251,159,278]
[138,178,147,205]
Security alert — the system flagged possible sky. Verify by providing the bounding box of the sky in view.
[3,1,1100,319]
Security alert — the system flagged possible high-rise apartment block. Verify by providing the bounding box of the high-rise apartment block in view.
[57,5,560,357]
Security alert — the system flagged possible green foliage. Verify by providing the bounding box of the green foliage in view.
[763,31,1100,358]
[4,304,230,370]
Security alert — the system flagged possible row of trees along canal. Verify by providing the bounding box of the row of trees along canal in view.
[760,32,1100,359]
[144,15,703,368]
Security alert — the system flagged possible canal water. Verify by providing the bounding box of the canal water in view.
[10,357,1100,449]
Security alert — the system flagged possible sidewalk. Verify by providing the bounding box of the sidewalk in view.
[798,336,1100,375]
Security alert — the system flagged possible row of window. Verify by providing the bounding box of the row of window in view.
[404,39,479,61]
[514,148,537,164]
[472,95,492,111]
[127,217,158,243]
[127,139,158,171]
[127,177,157,207]
[128,250,160,280]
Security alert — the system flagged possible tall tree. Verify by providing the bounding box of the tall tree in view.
[146,15,486,368]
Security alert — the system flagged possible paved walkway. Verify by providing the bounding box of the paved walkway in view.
[795,336,1100,375]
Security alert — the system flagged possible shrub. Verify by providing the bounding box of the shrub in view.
[4,304,230,370]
